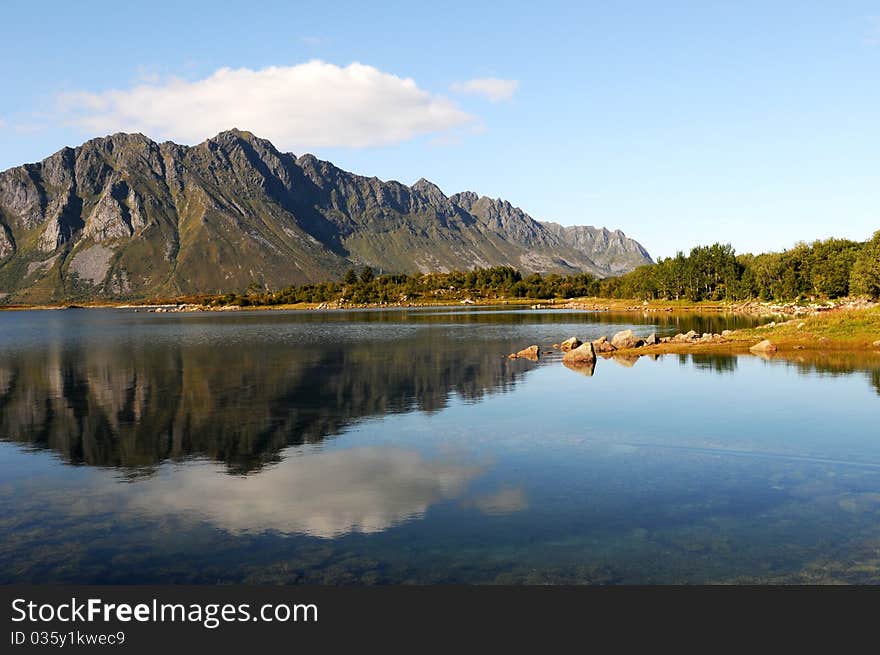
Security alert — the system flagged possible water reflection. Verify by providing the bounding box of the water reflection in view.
[686,353,738,374]
[0,336,534,474]
[1,320,878,476]
[759,350,880,397]
[1,307,880,584]
[562,360,595,377]
[125,447,483,538]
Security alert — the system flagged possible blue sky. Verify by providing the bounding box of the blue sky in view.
[1,0,878,258]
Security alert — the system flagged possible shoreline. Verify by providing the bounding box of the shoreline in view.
[2,296,878,354]
[2,295,875,315]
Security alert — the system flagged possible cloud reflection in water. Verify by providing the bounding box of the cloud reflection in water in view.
[125,447,484,538]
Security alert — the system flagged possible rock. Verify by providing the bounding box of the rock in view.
[82,181,136,243]
[0,226,14,260]
[562,342,596,364]
[797,322,806,329]
[560,336,582,352]
[749,339,777,354]
[873,340,880,348]
[610,329,644,350]
[511,345,540,360]
[673,330,700,343]
[644,333,658,346]
[721,329,733,336]
[592,336,616,352]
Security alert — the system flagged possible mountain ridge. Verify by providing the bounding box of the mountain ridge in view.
[0,129,652,303]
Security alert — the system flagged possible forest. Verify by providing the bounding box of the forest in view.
[211,229,880,306]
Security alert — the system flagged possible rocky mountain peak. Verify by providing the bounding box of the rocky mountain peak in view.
[0,130,653,303]
[411,178,448,205]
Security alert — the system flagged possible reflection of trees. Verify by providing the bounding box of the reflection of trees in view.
[0,337,532,475]
[397,309,763,333]
[772,351,880,398]
[671,351,880,394]
[689,354,738,374]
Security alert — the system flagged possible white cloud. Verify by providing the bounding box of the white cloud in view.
[451,77,520,102]
[57,61,474,149]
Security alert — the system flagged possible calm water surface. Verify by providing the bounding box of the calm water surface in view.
[1,307,879,583]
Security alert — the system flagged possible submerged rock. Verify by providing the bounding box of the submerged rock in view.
[510,345,540,360]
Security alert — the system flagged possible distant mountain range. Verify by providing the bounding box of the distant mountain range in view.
[0,129,652,303]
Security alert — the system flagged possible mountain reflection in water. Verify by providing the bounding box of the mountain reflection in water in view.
[0,331,533,474]
[1,308,880,584]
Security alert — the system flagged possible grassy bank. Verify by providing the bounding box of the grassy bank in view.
[608,305,880,356]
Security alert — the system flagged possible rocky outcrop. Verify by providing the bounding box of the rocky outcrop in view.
[0,225,14,260]
[542,223,653,274]
[0,130,652,302]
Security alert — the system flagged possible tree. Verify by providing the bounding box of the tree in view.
[343,268,358,285]
[850,231,880,299]
[360,266,375,284]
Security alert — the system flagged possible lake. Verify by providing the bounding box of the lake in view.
[1,306,879,584]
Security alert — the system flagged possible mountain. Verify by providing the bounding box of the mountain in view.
[0,129,652,303]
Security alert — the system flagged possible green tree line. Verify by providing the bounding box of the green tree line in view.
[213,265,602,306]
[603,230,880,301]
[211,230,880,307]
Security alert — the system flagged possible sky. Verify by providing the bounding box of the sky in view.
[1,0,878,259]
